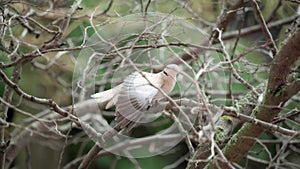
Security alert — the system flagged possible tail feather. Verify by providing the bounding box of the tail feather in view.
[91,84,122,109]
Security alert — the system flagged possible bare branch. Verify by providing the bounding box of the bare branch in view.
[223,106,300,137]
[249,0,278,55]
[0,69,79,125]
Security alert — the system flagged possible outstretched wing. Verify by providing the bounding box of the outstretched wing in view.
[115,72,163,129]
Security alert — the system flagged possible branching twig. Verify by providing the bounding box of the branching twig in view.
[0,69,80,125]
[216,28,260,97]
[223,106,300,137]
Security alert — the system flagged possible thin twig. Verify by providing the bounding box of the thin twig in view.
[249,0,278,55]
[223,106,300,137]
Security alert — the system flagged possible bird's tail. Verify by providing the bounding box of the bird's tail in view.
[91,84,122,109]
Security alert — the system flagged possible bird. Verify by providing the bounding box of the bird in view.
[91,64,180,129]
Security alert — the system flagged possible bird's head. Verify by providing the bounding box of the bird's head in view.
[162,64,180,80]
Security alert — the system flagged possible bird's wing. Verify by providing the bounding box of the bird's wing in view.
[115,72,163,129]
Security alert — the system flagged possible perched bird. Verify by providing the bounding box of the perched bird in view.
[91,64,180,129]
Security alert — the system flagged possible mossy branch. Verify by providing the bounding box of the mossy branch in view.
[203,22,300,169]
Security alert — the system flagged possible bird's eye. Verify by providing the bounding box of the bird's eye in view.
[163,71,168,76]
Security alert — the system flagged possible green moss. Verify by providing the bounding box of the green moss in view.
[221,115,233,121]
[274,86,287,97]
[216,125,226,143]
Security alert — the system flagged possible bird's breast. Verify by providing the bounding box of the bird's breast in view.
[161,77,176,94]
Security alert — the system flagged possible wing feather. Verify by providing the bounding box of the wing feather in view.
[115,72,163,129]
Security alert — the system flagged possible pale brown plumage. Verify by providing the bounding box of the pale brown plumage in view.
[91,64,180,129]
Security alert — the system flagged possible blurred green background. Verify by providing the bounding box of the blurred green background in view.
[1,0,299,168]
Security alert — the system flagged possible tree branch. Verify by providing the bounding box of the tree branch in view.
[187,83,266,169]
[249,0,278,55]
[223,106,300,137]
[285,79,300,99]
[0,69,80,125]
[204,22,300,169]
